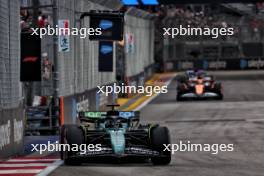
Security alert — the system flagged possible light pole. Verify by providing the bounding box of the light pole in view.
[52,0,60,126]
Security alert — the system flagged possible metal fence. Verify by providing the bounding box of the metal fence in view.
[0,0,24,159]
[124,8,155,77]
[39,1,155,97]
[39,0,118,97]
[0,0,22,109]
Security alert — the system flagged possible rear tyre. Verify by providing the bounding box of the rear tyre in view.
[216,93,223,100]
[177,95,183,101]
[60,125,67,160]
[150,126,171,165]
[177,75,187,84]
[176,91,183,101]
[61,124,84,165]
[214,83,223,100]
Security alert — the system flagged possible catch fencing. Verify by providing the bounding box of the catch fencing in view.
[0,0,22,109]
[54,0,117,96]
[40,1,155,97]
[124,8,155,78]
[0,0,24,159]
[52,1,155,121]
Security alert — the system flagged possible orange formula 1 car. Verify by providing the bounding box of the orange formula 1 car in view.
[176,71,223,101]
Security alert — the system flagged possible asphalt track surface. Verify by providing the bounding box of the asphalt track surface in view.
[50,71,264,176]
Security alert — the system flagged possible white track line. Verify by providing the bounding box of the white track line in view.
[0,169,42,174]
[0,163,52,167]
[36,160,64,176]
[8,159,59,162]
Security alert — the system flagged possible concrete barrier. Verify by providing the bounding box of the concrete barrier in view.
[0,106,24,159]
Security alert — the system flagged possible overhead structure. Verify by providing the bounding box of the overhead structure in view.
[122,0,263,5]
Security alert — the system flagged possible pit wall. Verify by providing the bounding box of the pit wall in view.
[0,106,24,159]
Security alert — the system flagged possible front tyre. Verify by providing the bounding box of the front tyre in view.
[216,93,223,100]
[61,124,84,165]
[150,126,171,165]
[177,93,183,101]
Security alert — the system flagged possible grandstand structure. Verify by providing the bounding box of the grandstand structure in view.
[155,4,264,70]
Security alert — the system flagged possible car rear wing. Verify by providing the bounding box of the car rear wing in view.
[78,111,140,122]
